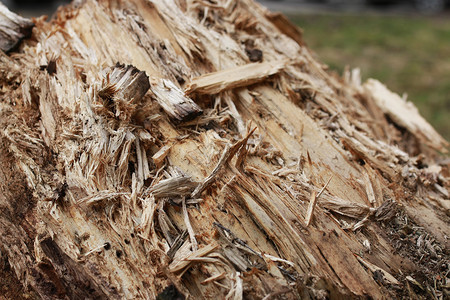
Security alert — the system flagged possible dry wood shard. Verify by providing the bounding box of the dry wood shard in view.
[185,60,289,95]
[364,79,448,152]
[152,144,172,168]
[151,78,203,121]
[355,255,400,285]
[304,176,332,226]
[304,190,317,227]
[147,174,198,198]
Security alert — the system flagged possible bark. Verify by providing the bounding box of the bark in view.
[0,1,448,299]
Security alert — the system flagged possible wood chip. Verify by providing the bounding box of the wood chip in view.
[102,64,150,103]
[364,79,448,152]
[185,60,288,95]
[147,174,198,198]
[152,144,172,168]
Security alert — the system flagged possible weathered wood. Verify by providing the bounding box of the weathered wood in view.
[0,2,34,52]
[0,0,448,299]
[97,63,150,121]
[151,78,203,121]
[102,63,150,103]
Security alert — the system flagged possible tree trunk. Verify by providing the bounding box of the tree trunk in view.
[0,0,448,299]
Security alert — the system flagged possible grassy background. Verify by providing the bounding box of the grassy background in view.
[288,14,450,141]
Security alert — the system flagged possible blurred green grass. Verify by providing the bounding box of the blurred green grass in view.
[288,14,450,141]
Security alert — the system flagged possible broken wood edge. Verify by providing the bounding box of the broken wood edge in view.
[363,79,449,153]
[265,11,304,47]
[151,78,203,121]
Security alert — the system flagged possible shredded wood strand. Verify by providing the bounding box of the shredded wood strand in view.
[182,197,198,252]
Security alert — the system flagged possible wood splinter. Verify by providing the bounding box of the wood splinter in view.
[182,197,198,251]
[305,175,333,226]
[185,60,289,95]
[355,255,399,285]
[191,128,256,199]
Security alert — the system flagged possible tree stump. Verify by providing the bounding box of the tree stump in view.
[0,1,448,299]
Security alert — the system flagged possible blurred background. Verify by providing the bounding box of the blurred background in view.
[2,0,70,17]
[261,0,450,142]
[3,0,449,142]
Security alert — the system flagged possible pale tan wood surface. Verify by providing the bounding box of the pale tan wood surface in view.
[0,1,448,299]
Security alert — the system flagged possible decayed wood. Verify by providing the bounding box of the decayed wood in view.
[0,2,34,52]
[0,0,448,299]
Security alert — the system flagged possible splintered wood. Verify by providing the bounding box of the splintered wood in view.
[364,79,448,152]
[151,79,203,121]
[0,0,448,299]
[304,175,332,226]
